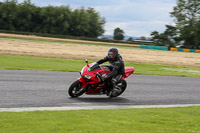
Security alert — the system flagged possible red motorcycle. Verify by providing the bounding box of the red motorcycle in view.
[68,59,135,98]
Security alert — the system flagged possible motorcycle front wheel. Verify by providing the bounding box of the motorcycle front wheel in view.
[68,80,85,98]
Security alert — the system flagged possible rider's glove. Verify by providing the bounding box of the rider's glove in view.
[88,68,91,71]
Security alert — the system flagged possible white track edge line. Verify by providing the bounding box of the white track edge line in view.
[1,104,200,112]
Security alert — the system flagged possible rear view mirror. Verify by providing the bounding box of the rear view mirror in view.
[85,59,88,64]
[85,59,89,66]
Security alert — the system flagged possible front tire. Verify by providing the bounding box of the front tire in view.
[110,79,127,97]
[68,80,85,98]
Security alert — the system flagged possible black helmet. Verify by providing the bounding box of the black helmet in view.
[108,47,118,60]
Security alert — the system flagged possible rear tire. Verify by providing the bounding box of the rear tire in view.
[68,80,85,98]
[110,79,127,97]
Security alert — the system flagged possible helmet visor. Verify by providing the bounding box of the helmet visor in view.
[108,52,114,58]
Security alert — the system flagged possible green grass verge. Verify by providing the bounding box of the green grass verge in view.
[0,106,200,133]
[1,55,200,77]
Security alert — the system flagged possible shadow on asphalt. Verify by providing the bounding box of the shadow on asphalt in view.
[69,97,132,105]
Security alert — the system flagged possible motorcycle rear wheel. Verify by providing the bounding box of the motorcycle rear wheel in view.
[110,79,127,97]
[68,80,85,98]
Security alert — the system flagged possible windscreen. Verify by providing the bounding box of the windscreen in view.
[90,63,101,71]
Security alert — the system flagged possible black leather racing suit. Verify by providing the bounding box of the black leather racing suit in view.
[97,54,125,83]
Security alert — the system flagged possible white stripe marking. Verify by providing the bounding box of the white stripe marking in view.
[1,104,200,112]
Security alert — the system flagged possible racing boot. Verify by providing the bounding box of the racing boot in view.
[107,80,117,97]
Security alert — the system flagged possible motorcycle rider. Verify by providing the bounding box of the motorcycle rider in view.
[95,47,125,96]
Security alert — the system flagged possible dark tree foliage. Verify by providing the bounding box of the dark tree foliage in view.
[0,0,105,38]
[113,27,124,40]
[151,25,179,46]
[151,0,200,48]
[170,0,200,48]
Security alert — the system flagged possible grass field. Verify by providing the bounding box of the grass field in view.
[0,106,200,133]
[1,34,200,68]
[0,54,200,77]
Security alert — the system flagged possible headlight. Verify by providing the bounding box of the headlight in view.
[84,75,92,79]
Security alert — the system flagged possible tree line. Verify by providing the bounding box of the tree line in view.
[151,0,200,49]
[0,0,106,38]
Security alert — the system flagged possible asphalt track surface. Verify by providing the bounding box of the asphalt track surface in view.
[0,69,200,109]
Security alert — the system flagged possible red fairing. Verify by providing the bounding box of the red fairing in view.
[78,64,107,89]
[121,67,135,80]
[78,77,87,89]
